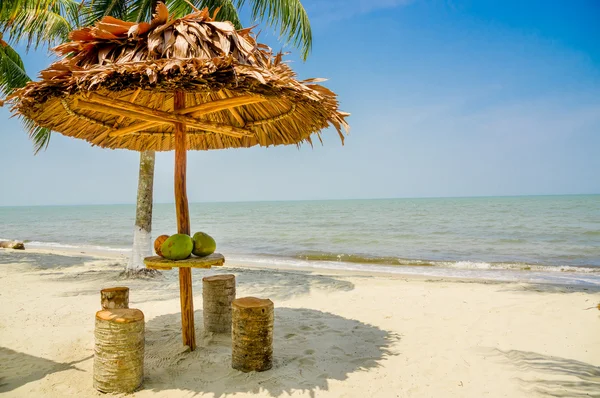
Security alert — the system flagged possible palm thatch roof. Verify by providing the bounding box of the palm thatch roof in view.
[6,5,349,151]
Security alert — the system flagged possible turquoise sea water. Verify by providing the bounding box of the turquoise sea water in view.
[1,195,599,285]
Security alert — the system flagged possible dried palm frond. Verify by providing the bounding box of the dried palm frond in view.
[6,4,349,152]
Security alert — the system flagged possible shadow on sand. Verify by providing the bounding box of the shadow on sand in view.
[489,348,600,398]
[0,251,96,268]
[0,347,91,393]
[142,307,399,397]
[55,265,355,303]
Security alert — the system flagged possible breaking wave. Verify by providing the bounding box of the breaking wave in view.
[293,252,600,273]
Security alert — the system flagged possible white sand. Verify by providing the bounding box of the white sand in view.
[0,248,599,397]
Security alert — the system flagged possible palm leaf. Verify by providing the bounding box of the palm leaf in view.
[23,117,52,154]
[169,0,242,28]
[0,0,84,49]
[127,0,154,22]
[84,0,129,24]
[0,38,29,95]
[0,38,51,153]
[235,0,311,59]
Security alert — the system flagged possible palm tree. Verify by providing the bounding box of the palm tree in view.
[1,0,311,276]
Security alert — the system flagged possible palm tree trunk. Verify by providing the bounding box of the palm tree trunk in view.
[125,150,158,276]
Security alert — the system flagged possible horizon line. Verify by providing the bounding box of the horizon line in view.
[1,192,598,208]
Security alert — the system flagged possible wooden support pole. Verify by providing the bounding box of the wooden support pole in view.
[217,91,245,126]
[79,99,251,138]
[107,94,266,137]
[186,94,266,115]
[78,94,254,138]
[113,88,142,128]
[110,95,267,137]
[174,90,196,351]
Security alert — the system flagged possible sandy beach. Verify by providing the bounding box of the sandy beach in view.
[0,247,599,397]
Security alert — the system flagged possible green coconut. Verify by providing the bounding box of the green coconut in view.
[192,232,216,257]
[161,234,193,260]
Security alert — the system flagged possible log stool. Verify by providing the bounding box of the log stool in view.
[231,297,274,372]
[100,287,129,309]
[203,274,236,333]
[94,308,144,393]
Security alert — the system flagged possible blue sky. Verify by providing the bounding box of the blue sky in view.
[1,0,599,206]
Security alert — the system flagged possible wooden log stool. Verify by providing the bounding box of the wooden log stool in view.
[231,297,274,372]
[100,287,129,309]
[203,274,236,333]
[93,308,144,393]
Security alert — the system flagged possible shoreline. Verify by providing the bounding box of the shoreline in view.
[4,246,600,291]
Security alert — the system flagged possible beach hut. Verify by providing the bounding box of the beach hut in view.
[5,4,349,351]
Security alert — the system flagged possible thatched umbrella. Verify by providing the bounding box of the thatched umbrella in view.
[6,4,349,350]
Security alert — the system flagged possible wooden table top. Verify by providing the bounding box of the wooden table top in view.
[144,253,225,270]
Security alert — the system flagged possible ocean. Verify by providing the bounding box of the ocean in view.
[1,195,599,285]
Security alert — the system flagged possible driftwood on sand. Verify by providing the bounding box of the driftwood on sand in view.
[0,241,25,250]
